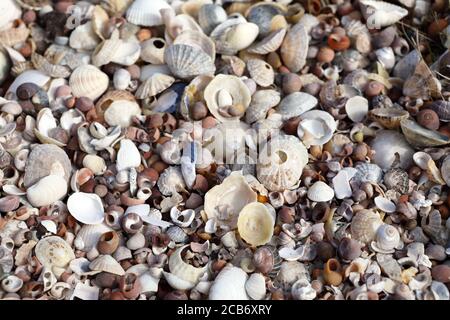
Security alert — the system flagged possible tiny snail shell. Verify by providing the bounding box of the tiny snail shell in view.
[97,231,120,255]
[323,258,343,286]
[122,212,143,234]
[1,275,23,293]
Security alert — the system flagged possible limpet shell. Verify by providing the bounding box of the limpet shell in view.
[237,202,274,247]
[280,22,309,73]
[351,210,383,244]
[204,172,257,228]
[69,65,109,101]
[27,175,68,208]
[67,192,104,225]
[246,59,275,87]
[35,236,75,270]
[307,181,335,202]
[257,135,308,192]
[276,92,318,120]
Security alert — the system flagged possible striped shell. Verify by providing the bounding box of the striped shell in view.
[350,210,383,244]
[247,28,287,55]
[69,65,109,101]
[245,89,281,124]
[164,44,216,79]
[280,22,309,73]
[246,59,274,87]
[126,0,171,26]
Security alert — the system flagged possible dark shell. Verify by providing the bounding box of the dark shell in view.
[383,168,409,194]
[430,100,450,122]
[246,3,286,38]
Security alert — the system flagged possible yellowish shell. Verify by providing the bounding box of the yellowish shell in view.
[35,236,75,270]
[237,202,274,247]
[350,210,383,244]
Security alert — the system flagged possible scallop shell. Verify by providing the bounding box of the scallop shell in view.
[204,171,257,228]
[297,110,337,147]
[352,163,383,184]
[136,73,175,99]
[245,273,266,300]
[369,107,409,129]
[246,59,274,87]
[245,89,281,124]
[237,202,274,247]
[164,44,216,79]
[116,139,141,172]
[307,181,335,202]
[280,22,309,73]
[67,192,104,225]
[89,255,125,275]
[126,0,171,26]
[400,119,450,149]
[276,92,318,120]
[198,4,228,35]
[360,0,408,28]
[257,135,308,192]
[247,28,287,55]
[350,210,383,244]
[35,236,75,270]
[75,223,112,252]
[24,144,71,188]
[69,65,109,101]
[209,265,249,300]
[141,38,166,64]
[371,130,414,170]
[27,175,68,207]
[371,224,400,253]
[204,74,252,122]
[213,22,259,55]
[157,166,186,196]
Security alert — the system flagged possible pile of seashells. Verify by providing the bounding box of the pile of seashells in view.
[0,0,449,301]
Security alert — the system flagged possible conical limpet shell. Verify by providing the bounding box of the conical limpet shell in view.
[35,236,75,270]
[27,175,68,207]
[67,192,104,225]
[69,65,109,101]
[280,22,309,73]
[237,202,274,247]
[257,135,308,192]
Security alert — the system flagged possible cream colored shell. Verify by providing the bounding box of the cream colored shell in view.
[69,65,109,101]
[297,110,337,147]
[27,175,68,207]
[89,254,125,275]
[351,210,383,244]
[35,236,75,270]
[280,22,309,73]
[209,265,249,300]
[237,202,274,247]
[168,245,207,284]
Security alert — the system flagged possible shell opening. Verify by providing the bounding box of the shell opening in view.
[275,150,288,164]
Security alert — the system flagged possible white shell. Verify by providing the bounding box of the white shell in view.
[245,273,266,300]
[345,96,369,123]
[75,223,112,252]
[141,38,166,64]
[104,100,141,127]
[248,28,287,55]
[297,110,337,147]
[1,275,23,293]
[237,202,274,247]
[135,73,175,99]
[126,0,171,26]
[67,192,104,225]
[245,89,281,124]
[35,236,75,270]
[71,282,99,300]
[169,245,207,284]
[291,279,317,300]
[116,139,141,172]
[204,172,257,228]
[332,170,352,199]
[157,166,186,196]
[89,254,125,275]
[213,22,259,55]
[170,207,195,228]
[164,44,216,79]
[361,0,409,28]
[69,65,109,101]
[371,224,400,253]
[276,92,318,120]
[126,233,146,250]
[113,69,131,91]
[0,0,22,31]
[69,22,100,52]
[27,175,68,207]
[209,265,249,300]
[371,130,414,170]
[441,155,450,187]
[307,181,335,202]
[82,155,106,175]
[257,135,308,192]
[374,196,396,213]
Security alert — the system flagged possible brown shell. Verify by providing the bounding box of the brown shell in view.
[383,168,409,194]
[369,107,409,129]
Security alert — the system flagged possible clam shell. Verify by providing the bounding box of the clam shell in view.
[245,2,286,38]
[400,119,450,149]
[27,175,68,207]
[257,135,308,192]
[213,22,259,55]
[198,4,228,35]
[371,130,414,170]
[136,73,175,99]
[297,110,337,147]
[164,44,216,79]
[173,30,216,61]
[238,202,274,246]
[360,0,408,28]
[104,100,141,127]
[280,22,309,73]
[69,65,109,101]
[67,192,104,225]
[245,89,281,124]
[345,96,369,123]
[276,92,318,120]
[35,236,75,270]
[89,255,125,275]
[307,181,335,202]
[204,74,252,122]
[247,28,286,55]
[209,265,249,300]
[24,144,71,188]
[245,273,266,300]
[126,0,171,26]
[141,38,166,64]
[75,224,112,252]
[204,172,257,228]
[246,59,274,87]
[374,196,396,213]
[169,245,207,284]
[116,139,141,172]
[369,107,409,129]
[350,210,383,244]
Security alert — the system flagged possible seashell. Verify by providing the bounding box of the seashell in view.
[276,261,309,289]
[33,108,66,147]
[246,59,274,87]
[164,44,216,80]
[384,168,409,194]
[209,265,249,300]
[245,89,281,124]
[248,28,286,55]
[204,74,251,122]
[116,139,141,172]
[126,0,171,26]
[213,22,259,55]
[31,53,71,79]
[1,275,23,293]
[352,163,383,185]
[69,22,100,52]
[291,279,316,300]
[403,60,441,100]
[345,96,369,123]
[280,22,309,73]
[257,135,308,192]
[323,258,343,286]
[332,171,352,200]
[401,119,450,149]
[24,144,71,188]
[75,224,112,252]
[153,168,183,199]
[370,130,414,170]
[168,245,207,285]
[376,254,402,282]
[167,226,189,243]
[350,210,383,244]
[141,38,166,64]
[369,107,409,129]
[393,49,421,80]
[0,246,13,273]
[35,236,75,271]
[89,255,125,276]
[69,65,109,101]
[70,282,99,300]
[338,238,362,261]
[245,273,266,300]
[276,92,318,120]
[83,155,106,175]
[103,100,141,128]
[307,181,335,202]
[237,202,274,247]
[430,100,450,123]
[113,69,131,91]
[97,231,120,255]
[413,151,445,184]
[205,172,257,228]
[371,224,400,253]
[113,246,132,262]
[0,21,30,47]
[360,0,408,28]
[170,207,195,228]
[198,4,228,35]
[67,192,104,225]
[374,196,396,213]
[126,233,146,250]
[431,281,450,300]
[27,175,68,207]
[297,110,337,147]
[441,155,450,187]
[253,245,282,276]
[245,2,286,38]
[136,73,175,99]
[0,0,21,31]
